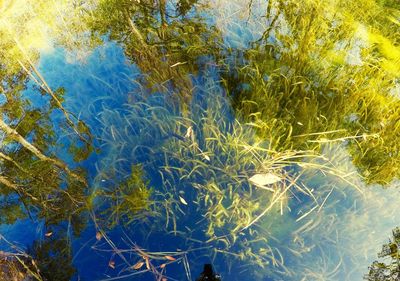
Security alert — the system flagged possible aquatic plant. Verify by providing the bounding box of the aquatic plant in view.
[2,0,400,280]
[223,0,400,185]
[93,164,153,229]
[77,0,400,187]
[86,66,365,280]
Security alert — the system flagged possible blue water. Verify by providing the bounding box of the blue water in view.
[33,43,241,280]
[2,3,400,281]
[12,41,395,281]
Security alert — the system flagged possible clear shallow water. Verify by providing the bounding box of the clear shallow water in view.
[10,43,395,281]
[1,1,400,281]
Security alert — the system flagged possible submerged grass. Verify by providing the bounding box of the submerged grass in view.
[85,69,365,279]
[2,0,400,280]
[222,0,400,186]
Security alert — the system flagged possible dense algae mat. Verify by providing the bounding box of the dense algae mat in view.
[1,0,400,280]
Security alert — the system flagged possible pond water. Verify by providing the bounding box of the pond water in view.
[1,1,400,281]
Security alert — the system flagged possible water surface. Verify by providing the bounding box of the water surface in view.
[1,1,400,280]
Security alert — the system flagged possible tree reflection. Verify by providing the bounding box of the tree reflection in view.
[365,227,400,281]
[86,0,221,104]
[28,230,76,281]
[0,2,96,278]
[1,0,400,280]
[0,68,90,229]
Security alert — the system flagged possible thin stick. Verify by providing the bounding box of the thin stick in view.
[296,204,318,222]
[318,187,334,213]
